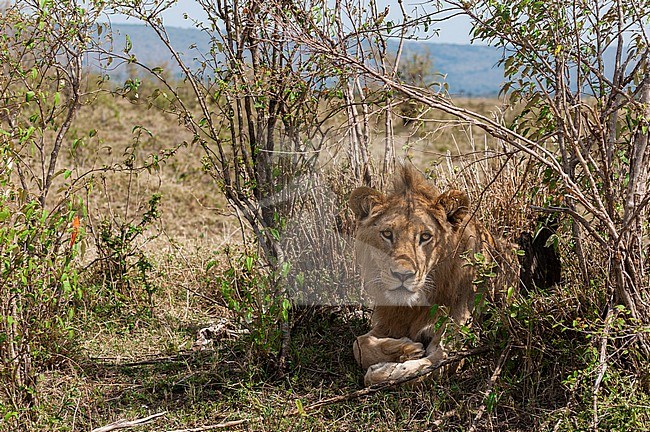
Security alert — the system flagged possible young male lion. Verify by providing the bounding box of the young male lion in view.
[349,165,517,385]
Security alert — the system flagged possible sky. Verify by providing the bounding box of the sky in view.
[106,0,475,45]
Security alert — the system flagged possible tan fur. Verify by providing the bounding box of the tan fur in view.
[350,165,515,385]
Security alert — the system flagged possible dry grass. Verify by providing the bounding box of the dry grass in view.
[62,90,224,240]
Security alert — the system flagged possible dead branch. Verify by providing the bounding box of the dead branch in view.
[91,411,167,432]
[592,306,614,431]
[165,419,248,432]
[89,351,209,367]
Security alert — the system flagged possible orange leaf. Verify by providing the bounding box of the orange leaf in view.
[70,215,80,247]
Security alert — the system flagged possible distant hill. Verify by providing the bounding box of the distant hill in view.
[103,23,505,96]
[388,39,505,97]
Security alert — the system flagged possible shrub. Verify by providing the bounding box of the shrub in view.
[0,163,84,418]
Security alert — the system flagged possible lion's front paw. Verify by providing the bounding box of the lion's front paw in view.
[381,337,425,362]
[398,340,425,362]
[364,358,432,386]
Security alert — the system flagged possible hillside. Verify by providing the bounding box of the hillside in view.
[103,23,505,97]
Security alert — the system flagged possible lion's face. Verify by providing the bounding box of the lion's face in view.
[350,168,470,307]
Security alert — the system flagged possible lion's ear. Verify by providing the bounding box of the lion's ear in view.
[349,186,384,220]
[435,189,470,226]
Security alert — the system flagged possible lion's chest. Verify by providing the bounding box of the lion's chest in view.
[372,306,434,342]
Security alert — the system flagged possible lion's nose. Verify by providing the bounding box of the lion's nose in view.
[390,269,415,282]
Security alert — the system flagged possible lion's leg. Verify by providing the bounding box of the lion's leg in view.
[363,342,449,386]
[353,332,425,370]
[364,357,433,386]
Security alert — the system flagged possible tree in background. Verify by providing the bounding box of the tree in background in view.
[104,0,649,374]
[457,3,650,423]
[103,0,352,367]
[291,0,648,336]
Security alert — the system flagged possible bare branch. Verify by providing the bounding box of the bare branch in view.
[91,411,168,432]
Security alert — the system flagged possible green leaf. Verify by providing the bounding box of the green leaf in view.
[25,91,35,102]
[244,256,254,272]
[486,391,498,412]
[544,233,558,249]
[429,304,439,318]
[61,273,72,294]
[281,298,290,322]
[281,262,291,277]
[295,399,305,416]
[3,411,18,422]
[125,34,132,53]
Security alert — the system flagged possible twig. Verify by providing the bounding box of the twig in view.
[165,419,249,432]
[467,343,512,432]
[592,306,613,431]
[90,351,209,367]
[278,320,291,376]
[91,411,167,432]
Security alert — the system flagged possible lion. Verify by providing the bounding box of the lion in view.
[349,165,517,385]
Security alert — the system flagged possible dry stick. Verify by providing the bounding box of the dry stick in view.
[165,419,249,432]
[592,306,613,432]
[163,346,491,432]
[91,411,168,432]
[90,351,205,367]
[467,344,512,432]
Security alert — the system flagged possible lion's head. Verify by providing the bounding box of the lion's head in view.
[350,166,471,308]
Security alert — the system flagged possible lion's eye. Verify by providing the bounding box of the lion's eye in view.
[420,233,432,244]
[381,230,393,241]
